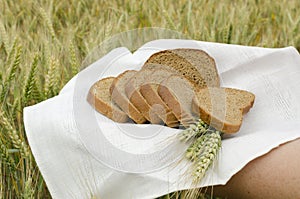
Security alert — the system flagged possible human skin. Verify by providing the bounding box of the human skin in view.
[211,138,300,199]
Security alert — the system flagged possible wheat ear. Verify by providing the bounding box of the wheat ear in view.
[0,138,17,174]
[44,56,59,98]
[178,119,209,142]
[23,54,39,105]
[0,20,10,53]
[37,6,56,40]
[0,44,22,103]
[0,110,31,160]
[69,41,79,76]
[23,176,34,199]
[192,130,221,182]
[179,119,222,183]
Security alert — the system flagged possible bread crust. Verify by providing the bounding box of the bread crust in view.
[110,71,147,124]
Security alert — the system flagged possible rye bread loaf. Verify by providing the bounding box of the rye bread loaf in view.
[139,68,181,127]
[158,75,199,127]
[110,70,147,124]
[192,87,255,133]
[125,68,163,124]
[87,77,129,123]
[145,48,220,88]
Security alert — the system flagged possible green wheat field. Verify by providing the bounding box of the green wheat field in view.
[0,0,299,198]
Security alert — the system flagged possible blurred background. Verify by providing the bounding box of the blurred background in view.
[0,0,299,198]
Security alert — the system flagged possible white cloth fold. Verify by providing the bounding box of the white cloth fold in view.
[24,39,300,199]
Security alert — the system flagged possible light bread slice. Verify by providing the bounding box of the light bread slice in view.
[139,68,181,127]
[110,70,147,124]
[145,48,219,88]
[125,68,163,124]
[192,87,255,133]
[158,75,199,127]
[87,77,129,123]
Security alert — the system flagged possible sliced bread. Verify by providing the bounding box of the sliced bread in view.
[192,87,255,133]
[139,68,181,127]
[145,48,220,88]
[125,68,163,124]
[87,77,129,123]
[110,70,147,124]
[158,75,199,127]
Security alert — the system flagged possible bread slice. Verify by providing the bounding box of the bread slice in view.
[158,75,199,127]
[192,87,255,133]
[145,48,220,88]
[139,68,181,127]
[125,68,163,124]
[110,70,147,124]
[87,77,129,123]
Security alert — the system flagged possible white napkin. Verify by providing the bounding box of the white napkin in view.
[24,39,300,199]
